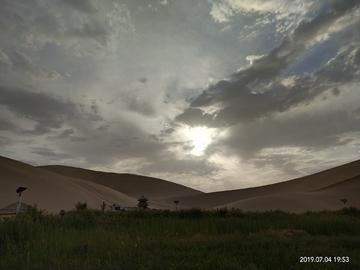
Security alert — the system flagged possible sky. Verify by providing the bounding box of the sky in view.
[1,0,359,192]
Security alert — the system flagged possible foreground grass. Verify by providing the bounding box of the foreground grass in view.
[1,206,359,270]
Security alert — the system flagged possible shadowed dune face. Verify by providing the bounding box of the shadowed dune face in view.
[1,156,139,213]
[1,156,359,213]
[1,156,201,213]
[37,165,204,199]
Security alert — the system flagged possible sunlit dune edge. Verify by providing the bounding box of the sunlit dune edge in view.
[1,155,359,213]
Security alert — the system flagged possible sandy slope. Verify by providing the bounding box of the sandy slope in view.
[1,155,359,213]
[162,160,360,210]
[217,176,360,212]
[38,165,204,199]
[1,156,139,213]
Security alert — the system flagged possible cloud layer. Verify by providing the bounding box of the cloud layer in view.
[0,0,359,192]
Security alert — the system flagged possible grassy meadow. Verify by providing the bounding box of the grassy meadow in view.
[0,204,359,270]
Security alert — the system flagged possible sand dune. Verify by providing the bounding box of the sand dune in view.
[217,176,360,212]
[1,155,359,213]
[162,160,360,210]
[1,156,139,213]
[38,165,203,199]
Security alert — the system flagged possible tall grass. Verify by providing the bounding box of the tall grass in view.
[1,205,359,269]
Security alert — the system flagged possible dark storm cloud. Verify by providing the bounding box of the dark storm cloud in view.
[96,125,110,132]
[291,1,356,43]
[0,119,17,131]
[176,1,360,127]
[161,127,175,134]
[219,109,360,159]
[125,97,155,116]
[139,77,148,84]
[148,134,160,142]
[0,86,79,134]
[90,100,99,114]
[353,48,360,66]
[175,108,215,127]
[85,100,104,121]
[22,124,52,135]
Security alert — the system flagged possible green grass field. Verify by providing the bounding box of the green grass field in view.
[1,204,359,270]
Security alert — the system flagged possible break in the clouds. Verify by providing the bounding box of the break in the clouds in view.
[178,0,360,126]
[0,0,359,192]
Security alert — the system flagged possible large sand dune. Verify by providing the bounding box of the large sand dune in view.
[216,176,360,212]
[1,155,359,213]
[1,156,200,213]
[1,156,139,213]
[38,165,203,199]
[163,160,360,211]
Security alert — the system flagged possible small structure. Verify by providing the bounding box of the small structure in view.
[137,195,149,209]
[340,199,348,207]
[109,203,122,211]
[16,186,27,214]
[174,200,179,209]
[0,202,28,216]
[101,201,107,211]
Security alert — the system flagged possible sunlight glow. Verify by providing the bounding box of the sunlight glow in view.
[191,128,212,155]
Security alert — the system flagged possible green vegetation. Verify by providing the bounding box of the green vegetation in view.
[75,202,88,211]
[1,205,359,270]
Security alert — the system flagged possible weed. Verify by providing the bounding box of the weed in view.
[0,205,359,269]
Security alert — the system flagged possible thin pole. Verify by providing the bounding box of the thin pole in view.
[16,193,22,214]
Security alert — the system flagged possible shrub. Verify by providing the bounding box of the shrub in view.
[339,206,360,217]
[187,208,203,220]
[217,207,228,217]
[26,204,45,222]
[75,202,88,211]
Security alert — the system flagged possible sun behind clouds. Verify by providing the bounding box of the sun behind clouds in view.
[191,128,212,156]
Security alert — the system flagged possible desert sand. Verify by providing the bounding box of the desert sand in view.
[1,155,359,213]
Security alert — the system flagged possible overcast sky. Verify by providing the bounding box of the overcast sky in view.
[1,0,359,192]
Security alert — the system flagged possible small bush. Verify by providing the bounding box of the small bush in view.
[339,206,360,217]
[26,204,45,222]
[217,207,228,217]
[75,202,88,211]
